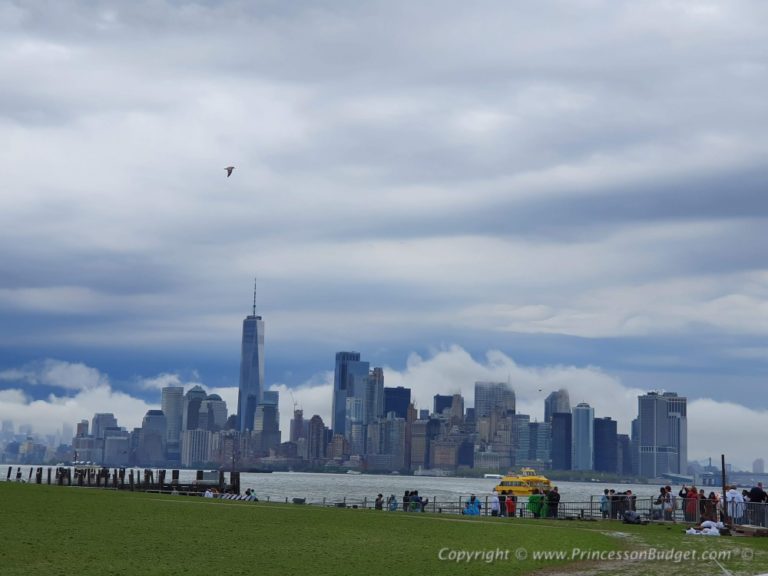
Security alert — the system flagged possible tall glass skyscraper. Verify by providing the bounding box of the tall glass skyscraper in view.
[571,403,594,471]
[237,312,264,432]
[332,352,369,437]
[161,386,184,445]
[637,391,687,478]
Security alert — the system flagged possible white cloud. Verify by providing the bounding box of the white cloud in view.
[0,359,109,391]
[1,350,763,469]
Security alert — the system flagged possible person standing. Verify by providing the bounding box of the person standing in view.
[374,493,384,510]
[747,482,767,526]
[505,494,516,518]
[547,487,561,518]
[490,493,500,517]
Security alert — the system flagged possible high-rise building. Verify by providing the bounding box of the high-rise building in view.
[449,394,465,424]
[91,413,117,440]
[237,286,265,432]
[617,434,632,476]
[383,386,411,419]
[199,394,228,431]
[254,404,281,454]
[474,382,515,418]
[60,423,73,445]
[366,367,385,424]
[137,410,167,466]
[544,389,571,423]
[593,417,618,473]
[76,419,89,438]
[528,421,552,465]
[1,420,13,441]
[637,392,688,478]
[182,385,207,431]
[290,409,305,443]
[512,414,531,465]
[181,429,212,467]
[331,352,369,436]
[571,403,594,471]
[306,415,326,461]
[754,458,765,474]
[433,394,453,416]
[162,386,184,453]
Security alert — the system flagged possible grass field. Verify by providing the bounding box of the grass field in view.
[1,483,767,576]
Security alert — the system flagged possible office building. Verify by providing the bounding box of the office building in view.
[433,394,453,416]
[544,389,571,423]
[571,403,594,471]
[91,413,117,440]
[593,417,618,473]
[331,352,369,436]
[383,386,411,419]
[136,410,167,466]
[237,285,265,431]
[474,382,515,418]
[637,392,688,478]
[182,385,207,431]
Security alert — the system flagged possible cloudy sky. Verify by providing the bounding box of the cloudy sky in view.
[1,1,766,468]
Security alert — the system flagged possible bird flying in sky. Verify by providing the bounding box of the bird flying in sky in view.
[225,166,235,177]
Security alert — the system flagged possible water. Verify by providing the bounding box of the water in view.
[0,465,663,505]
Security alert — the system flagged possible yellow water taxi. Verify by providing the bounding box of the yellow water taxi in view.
[493,468,551,497]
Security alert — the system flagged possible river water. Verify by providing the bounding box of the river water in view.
[1,465,665,506]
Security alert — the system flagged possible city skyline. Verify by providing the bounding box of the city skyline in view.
[1,1,768,470]
[0,343,764,470]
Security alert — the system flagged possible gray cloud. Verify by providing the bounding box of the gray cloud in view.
[1,0,767,427]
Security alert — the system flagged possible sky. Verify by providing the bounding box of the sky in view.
[1,1,767,469]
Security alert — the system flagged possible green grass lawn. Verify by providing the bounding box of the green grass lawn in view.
[1,483,767,575]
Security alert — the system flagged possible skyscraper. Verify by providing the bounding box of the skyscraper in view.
[162,386,184,446]
[433,394,453,416]
[331,352,369,436]
[137,410,167,466]
[593,417,618,473]
[237,284,265,432]
[91,413,117,440]
[571,403,594,471]
[637,392,688,478]
[383,386,411,419]
[199,394,228,431]
[290,409,305,443]
[474,382,515,418]
[544,389,571,423]
[366,367,385,424]
[307,415,326,461]
[182,385,207,431]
